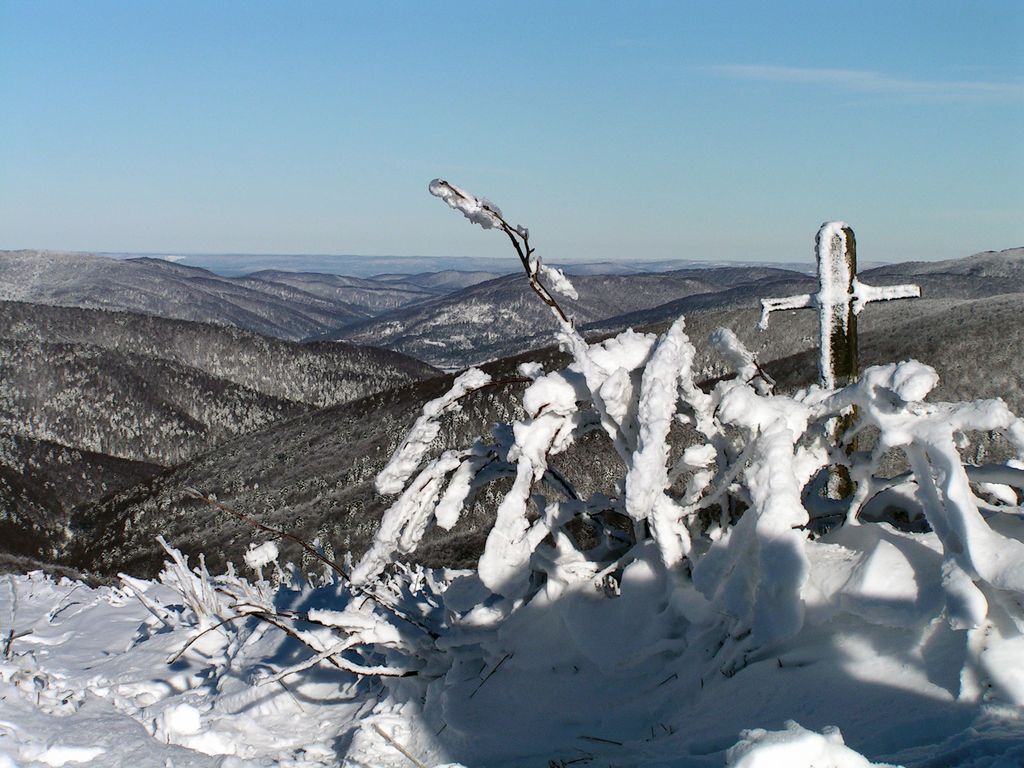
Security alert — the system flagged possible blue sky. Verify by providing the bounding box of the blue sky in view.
[1,1,1021,265]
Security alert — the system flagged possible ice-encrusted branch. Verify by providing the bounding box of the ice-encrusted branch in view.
[625,317,696,566]
[429,178,577,324]
[375,368,492,496]
[529,255,578,300]
[428,179,505,231]
[354,450,468,586]
[710,327,776,395]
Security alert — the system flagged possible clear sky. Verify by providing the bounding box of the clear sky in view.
[1,1,1021,265]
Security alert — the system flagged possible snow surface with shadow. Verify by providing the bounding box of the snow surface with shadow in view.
[2,514,1024,766]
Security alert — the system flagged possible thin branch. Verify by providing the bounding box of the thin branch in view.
[373,724,429,768]
[167,612,256,664]
[469,652,512,698]
[182,489,439,639]
[436,179,572,325]
[578,735,624,747]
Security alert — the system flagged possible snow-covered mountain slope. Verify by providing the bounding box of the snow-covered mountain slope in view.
[364,269,508,292]
[66,369,515,577]
[242,269,439,313]
[584,247,1024,337]
[0,302,439,566]
[0,251,479,340]
[860,246,1024,299]
[0,300,437,409]
[0,311,439,467]
[327,267,809,370]
[70,289,1024,581]
[0,251,373,339]
[0,432,160,563]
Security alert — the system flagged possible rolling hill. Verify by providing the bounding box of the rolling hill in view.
[326,267,814,370]
[66,248,1024,578]
[0,250,482,340]
[0,301,438,565]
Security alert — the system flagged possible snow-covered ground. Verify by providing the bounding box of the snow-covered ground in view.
[2,521,1024,767]
[4,197,1022,766]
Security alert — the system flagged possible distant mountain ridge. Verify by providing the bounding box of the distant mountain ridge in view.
[859,247,1024,299]
[1,251,488,340]
[0,300,436,408]
[326,266,818,370]
[81,251,822,278]
[0,251,362,339]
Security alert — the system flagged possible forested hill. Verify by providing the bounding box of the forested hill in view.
[70,271,1024,579]
[0,250,502,340]
[0,300,436,408]
[0,300,439,565]
[326,266,813,370]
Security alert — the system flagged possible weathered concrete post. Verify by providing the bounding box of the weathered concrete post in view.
[759,222,921,497]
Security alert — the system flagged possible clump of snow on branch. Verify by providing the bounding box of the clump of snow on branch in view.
[428,179,504,230]
[243,540,279,571]
[530,255,579,300]
[374,367,491,496]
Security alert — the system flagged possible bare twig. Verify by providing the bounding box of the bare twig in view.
[578,735,624,746]
[469,652,512,698]
[46,585,82,623]
[167,612,257,664]
[748,358,777,396]
[3,629,32,659]
[182,488,439,639]
[372,724,429,768]
[4,576,19,659]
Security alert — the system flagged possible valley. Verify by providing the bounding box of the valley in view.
[2,247,1021,579]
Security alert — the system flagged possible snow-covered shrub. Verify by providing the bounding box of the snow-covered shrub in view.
[136,182,1024,765]
[346,182,1024,651]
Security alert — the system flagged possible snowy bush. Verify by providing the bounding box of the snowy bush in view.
[128,183,1024,765]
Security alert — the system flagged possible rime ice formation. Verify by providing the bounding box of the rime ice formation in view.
[759,221,920,388]
[5,193,1023,767]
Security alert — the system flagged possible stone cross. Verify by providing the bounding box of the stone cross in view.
[759,221,921,389]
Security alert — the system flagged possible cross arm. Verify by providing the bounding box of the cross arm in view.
[758,293,813,330]
[851,280,921,315]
